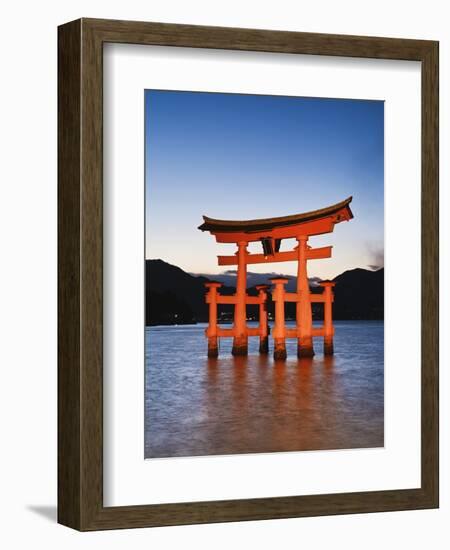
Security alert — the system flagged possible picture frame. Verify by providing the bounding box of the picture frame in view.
[58,18,439,530]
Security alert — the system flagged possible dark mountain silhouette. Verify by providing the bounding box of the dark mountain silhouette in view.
[146,259,238,325]
[145,259,383,325]
[331,267,384,320]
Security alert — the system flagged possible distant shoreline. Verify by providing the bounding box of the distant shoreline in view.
[146,259,384,326]
[146,319,384,328]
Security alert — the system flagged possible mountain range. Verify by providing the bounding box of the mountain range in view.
[146,259,384,326]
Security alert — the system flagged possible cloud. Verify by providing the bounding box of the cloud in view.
[308,276,323,287]
[367,243,384,271]
[195,270,324,292]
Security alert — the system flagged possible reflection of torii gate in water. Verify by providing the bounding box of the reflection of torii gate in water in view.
[198,197,353,360]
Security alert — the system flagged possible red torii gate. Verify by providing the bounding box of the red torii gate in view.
[198,197,353,359]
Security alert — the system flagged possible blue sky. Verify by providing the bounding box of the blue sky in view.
[145,90,384,279]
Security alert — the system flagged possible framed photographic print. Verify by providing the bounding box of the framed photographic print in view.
[58,18,439,530]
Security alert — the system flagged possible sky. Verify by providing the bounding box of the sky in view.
[145,90,384,279]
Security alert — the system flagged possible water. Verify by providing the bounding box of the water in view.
[145,321,384,458]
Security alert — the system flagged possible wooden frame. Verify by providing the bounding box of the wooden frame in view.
[58,18,439,531]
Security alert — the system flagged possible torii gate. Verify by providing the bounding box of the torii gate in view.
[198,197,353,359]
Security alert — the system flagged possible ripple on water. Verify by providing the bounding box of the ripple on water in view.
[145,320,384,458]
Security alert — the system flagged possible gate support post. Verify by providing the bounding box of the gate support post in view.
[205,281,222,358]
[320,281,335,355]
[232,241,248,356]
[271,277,289,360]
[256,284,269,354]
[296,236,315,358]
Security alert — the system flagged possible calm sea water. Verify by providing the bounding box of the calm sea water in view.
[145,321,384,458]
